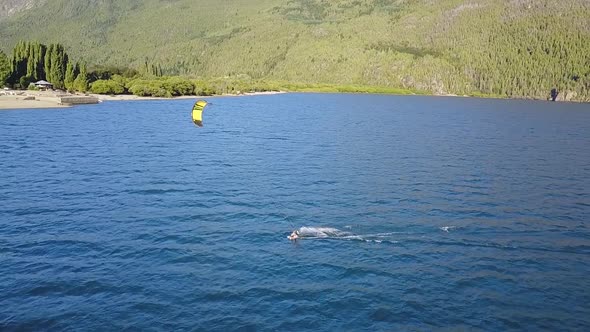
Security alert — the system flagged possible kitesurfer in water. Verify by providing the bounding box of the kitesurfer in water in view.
[550,88,558,102]
[288,230,300,241]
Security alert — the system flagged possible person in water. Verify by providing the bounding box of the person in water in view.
[288,230,300,241]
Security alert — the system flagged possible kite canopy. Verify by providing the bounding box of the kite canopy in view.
[192,100,208,127]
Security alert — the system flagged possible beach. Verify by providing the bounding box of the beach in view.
[0,90,192,110]
[1,90,68,109]
[0,90,285,110]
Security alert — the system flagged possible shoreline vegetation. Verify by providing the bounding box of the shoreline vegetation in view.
[0,40,434,110]
[1,39,586,110]
[0,83,583,110]
[0,86,580,110]
[0,84,419,110]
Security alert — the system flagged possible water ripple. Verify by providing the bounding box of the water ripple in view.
[1,95,589,331]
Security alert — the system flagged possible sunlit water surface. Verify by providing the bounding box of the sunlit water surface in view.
[1,94,589,330]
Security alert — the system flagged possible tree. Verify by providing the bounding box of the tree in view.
[0,51,10,87]
[49,44,66,89]
[73,63,88,92]
[19,75,33,89]
[44,43,53,83]
[64,61,77,91]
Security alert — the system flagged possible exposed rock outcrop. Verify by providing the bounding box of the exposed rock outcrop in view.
[0,0,45,20]
[556,91,578,102]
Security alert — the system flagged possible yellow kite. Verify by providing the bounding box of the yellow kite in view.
[191,100,208,127]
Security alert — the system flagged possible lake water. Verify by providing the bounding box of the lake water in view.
[1,94,589,331]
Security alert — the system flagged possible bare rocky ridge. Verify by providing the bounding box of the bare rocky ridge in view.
[0,0,44,20]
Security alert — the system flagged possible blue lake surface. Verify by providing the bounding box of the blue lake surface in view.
[1,93,589,331]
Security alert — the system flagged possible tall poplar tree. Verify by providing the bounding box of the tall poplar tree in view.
[49,44,66,89]
[0,51,11,86]
[64,61,77,91]
[44,43,54,83]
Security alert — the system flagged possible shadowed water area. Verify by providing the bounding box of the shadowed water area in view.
[1,94,589,331]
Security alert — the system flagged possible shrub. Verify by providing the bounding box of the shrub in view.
[90,79,125,94]
[127,79,172,97]
[162,77,194,96]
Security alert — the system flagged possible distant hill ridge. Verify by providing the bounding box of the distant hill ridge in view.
[1,0,589,100]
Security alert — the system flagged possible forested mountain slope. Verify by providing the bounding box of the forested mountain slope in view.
[1,0,589,100]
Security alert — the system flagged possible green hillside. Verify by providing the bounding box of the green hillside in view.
[1,0,589,100]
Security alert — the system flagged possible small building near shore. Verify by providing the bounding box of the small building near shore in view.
[33,80,54,90]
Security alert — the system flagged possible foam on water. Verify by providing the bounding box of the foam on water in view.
[298,226,349,238]
[440,226,455,232]
[294,227,407,244]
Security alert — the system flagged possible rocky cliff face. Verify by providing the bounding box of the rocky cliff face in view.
[0,0,44,20]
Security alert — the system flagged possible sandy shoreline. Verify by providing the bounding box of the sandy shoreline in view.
[0,90,285,110]
[2,89,579,110]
